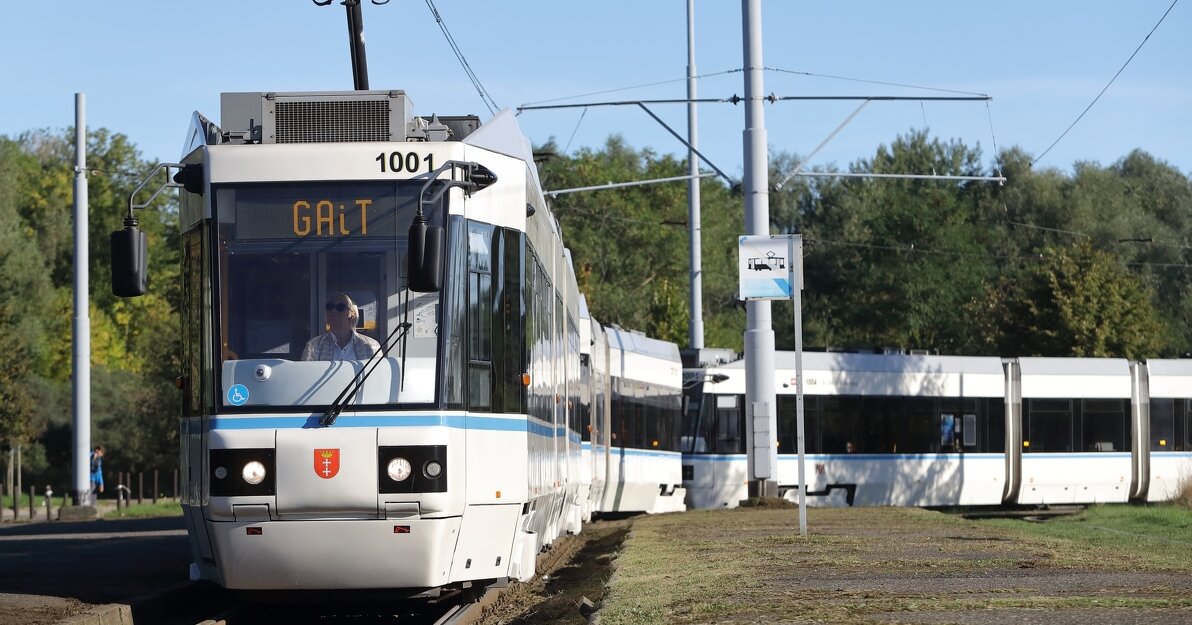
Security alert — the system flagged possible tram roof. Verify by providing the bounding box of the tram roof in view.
[1016,357,1130,376]
[605,325,680,362]
[716,351,1005,376]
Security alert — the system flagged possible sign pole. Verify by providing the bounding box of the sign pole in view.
[789,235,807,536]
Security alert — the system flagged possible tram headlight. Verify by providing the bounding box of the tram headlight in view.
[242,461,267,485]
[214,466,228,480]
[424,460,443,479]
[387,457,413,482]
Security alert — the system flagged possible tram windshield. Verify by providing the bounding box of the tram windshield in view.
[214,180,445,409]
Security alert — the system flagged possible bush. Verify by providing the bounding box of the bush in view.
[738,496,797,509]
[1176,479,1192,510]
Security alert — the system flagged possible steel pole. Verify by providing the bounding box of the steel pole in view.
[72,93,91,506]
[686,0,704,350]
[346,0,369,90]
[742,0,776,498]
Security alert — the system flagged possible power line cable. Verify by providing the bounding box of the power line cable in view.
[518,69,741,108]
[764,67,989,97]
[563,107,588,154]
[1031,0,1180,167]
[424,0,498,115]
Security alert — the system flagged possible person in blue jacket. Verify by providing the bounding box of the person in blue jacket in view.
[89,445,104,504]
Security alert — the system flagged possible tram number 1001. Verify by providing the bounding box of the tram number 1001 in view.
[376,151,435,174]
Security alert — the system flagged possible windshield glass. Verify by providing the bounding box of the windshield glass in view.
[214,180,444,410]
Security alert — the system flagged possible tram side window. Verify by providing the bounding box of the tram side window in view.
[1082,399,1129,452]
[984,398,1006,453]
[714,394,745,454]
[899,398,935,453]
[1025,399,1072,452]
[501,229,525,414]
[1149,398,1178,451]
[682,383,705,453]
[1183,400,1192,452]
[820,396,861,453]
[567,313,581,436]
[672,391,683,450]
[777,395,820,454]
[442,218,468,409]
[466,221,495,411]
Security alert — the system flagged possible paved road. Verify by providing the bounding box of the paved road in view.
[0,516,198,624]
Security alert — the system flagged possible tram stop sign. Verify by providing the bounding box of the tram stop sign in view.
[738,235,802,300]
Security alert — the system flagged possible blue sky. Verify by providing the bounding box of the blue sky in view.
[2,1,1188,183]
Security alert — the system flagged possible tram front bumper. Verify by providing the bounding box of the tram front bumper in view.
[206,517,462,590]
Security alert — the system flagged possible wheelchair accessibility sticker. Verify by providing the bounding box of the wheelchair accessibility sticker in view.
[227,384,249,406]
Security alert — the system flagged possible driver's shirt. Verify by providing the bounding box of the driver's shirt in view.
[332,339,354,362]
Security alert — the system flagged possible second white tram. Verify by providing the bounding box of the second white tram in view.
[683,351,1192,508]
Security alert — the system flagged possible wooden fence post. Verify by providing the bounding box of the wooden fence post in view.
[138,472,144,506]
[153,470,159,505]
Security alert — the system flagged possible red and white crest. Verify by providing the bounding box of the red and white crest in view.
[314,448,340,479]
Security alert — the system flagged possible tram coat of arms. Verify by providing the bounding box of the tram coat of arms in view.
[314,448,341,479]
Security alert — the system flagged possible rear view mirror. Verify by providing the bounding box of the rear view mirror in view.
[408,217,443,293]
[111,217,147,297]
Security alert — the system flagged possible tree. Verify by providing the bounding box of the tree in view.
[0,140,51,453]
[974,241,1162,359]
[538,136,744,349]
[3,128,182,486]
[779,130,998,353]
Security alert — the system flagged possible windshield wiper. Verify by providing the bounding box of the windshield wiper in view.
[320,322,412,427]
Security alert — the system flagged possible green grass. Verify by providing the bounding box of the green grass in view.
[982,503,1192,570]
[102,500,183,519]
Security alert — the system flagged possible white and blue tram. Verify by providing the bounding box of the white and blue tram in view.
[111,89,654,594]
[682,351,1192,508]
[577,303,687,517]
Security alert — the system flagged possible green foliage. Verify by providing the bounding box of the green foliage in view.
[977,241,1162,358]
[539,130,1192,359]
[776,130,999,353]
[1,128,180,492]
[539,136,743,349]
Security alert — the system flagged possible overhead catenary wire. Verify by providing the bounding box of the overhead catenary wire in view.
[764,67,990,98]
[1031,0,1180,167]
[424,0,498,115]
[518,69,742,108]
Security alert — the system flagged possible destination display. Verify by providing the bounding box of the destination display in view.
[224,182,419,240]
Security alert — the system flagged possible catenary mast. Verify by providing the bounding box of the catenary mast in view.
[742,0,777,497]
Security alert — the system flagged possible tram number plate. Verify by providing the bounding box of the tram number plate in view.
[376,152,435,174]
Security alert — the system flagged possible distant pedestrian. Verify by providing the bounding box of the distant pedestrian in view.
[89,446,104,505]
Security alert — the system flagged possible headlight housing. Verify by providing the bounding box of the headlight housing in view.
[378,445,447,494]
[210,448,275,496]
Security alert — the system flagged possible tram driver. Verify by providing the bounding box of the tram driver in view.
[301,292,381,361]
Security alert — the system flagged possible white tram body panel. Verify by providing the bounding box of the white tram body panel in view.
[1016,358,1133,505]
